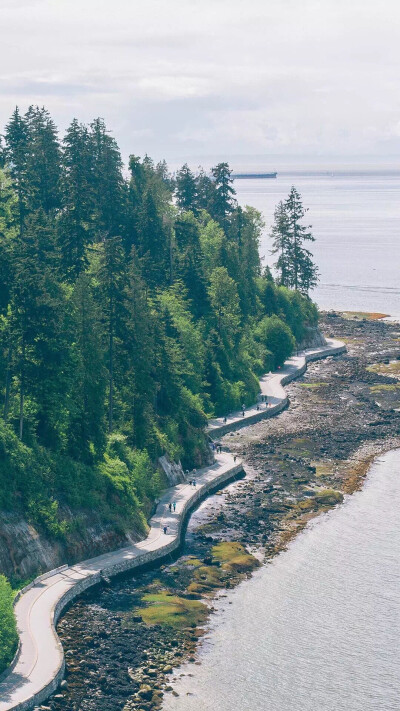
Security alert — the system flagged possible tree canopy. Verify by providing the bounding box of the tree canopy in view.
[0,107,319,552]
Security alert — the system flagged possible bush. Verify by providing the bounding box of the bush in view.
[254,315,295,369]
[0,575,18,675]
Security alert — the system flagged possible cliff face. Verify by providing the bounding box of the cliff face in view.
[0,510,145,582]
[298,327,327,350]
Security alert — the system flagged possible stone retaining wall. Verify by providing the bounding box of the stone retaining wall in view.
[6,462,244,711]
[209,343,346,437]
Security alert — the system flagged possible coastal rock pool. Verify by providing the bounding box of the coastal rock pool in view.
[163,449,400,711]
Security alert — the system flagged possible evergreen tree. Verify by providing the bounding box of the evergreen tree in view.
[137,189,169,288]
[120,249,157,449]
[271,200,292,287]
[4,107,30,233]
[210,162,236,228]
[196,168,215,213]
[271,189,319,294]
[24,106,61,214]
[97,235,127,432]
[90,118,125,238]
[59,119,95,278]
[68,273,107,461]
[9,211,70,445]
[284,186,318,293]
[175,163,198,212]
[174,212,209,318]
[208,266,241,345]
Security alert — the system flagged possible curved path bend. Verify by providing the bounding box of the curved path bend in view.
[0,337,346,711]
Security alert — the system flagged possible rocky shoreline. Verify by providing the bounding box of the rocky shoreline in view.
[44,314,400,711]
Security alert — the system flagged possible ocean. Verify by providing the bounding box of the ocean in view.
[234,171,400,318]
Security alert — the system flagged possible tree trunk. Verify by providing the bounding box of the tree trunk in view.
[3,344,12,420]
[108,295,114,433]
[19,337,25,440]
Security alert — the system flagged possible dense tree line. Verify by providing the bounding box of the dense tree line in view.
[0,107,318,543]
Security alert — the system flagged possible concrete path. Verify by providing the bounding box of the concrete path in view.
[208,338,346,437]
[0,337,346,711]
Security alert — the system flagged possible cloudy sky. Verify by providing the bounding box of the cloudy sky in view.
[1,0,400,166]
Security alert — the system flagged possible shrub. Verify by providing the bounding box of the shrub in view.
[0,575,18,675]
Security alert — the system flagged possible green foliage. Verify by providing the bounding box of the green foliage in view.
[0,575,18,675]
[254,315,296,369]
[0,107,320,555]
[271,186,319,294]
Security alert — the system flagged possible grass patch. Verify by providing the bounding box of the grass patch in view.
[298,382,328,390]
[367,361,400,378]
[310,460,335,478]
[369,383,400,393]
[341,311,389,321]
[0,575,18,675]
[139,592,208,629]
[187,542,259,595]
[314,489,344,505]
[211,541,259,573]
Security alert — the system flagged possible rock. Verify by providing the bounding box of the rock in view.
[138,685,153,701]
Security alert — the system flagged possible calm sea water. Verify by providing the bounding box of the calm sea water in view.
[234,172,400,318]
[163,449,400,711]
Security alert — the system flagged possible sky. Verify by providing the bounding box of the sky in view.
[1,0,400,167]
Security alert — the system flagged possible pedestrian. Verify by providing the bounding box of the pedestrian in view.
[223,416,227,424]
[168,502,172,512]
[256,404,259,411]
[234,455,237,463]
[242,410,245,417]
[193,479,196,487]
[173,501,176,512]
[189,479,192,486]
[163,525,168,535]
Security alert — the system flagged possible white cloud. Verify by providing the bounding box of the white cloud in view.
[1,0,400,162]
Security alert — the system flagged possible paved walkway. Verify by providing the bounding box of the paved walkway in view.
[208,338,346,437]
[0,337,346,711]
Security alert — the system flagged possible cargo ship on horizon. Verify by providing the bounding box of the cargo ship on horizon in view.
[232,171,277,179]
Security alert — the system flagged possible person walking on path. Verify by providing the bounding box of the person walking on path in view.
[163,525,168,535]
[173,501,176,512]
[168,502,172,512]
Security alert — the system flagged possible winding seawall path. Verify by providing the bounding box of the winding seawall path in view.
[0,337,345,711]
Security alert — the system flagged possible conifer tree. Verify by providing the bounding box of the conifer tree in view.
[4,107,30,233]
[271,200,292,287]
[210,162,236,228]
[59,119,95,278]
[97,235,127,432]
[176,163,198,212]
[284,186,318,293]
[10,211,70,444]
[68,273,107,461]
[24,106,61,214]
[90,118,125,238]
[120,249,156,449]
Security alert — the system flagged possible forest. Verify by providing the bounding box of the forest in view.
[0,106,318,544]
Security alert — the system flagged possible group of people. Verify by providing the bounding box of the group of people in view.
[211,442,223,454]
[163,499,177,534]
